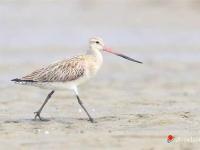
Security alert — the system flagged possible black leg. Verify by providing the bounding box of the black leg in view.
[76,95,94,123]
[34,90,55,121]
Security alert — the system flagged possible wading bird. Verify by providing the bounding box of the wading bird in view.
[11,37,142,123]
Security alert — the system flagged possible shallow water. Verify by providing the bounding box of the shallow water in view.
[0,1,200,150]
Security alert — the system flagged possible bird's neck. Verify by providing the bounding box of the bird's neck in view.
[87,48,103,63]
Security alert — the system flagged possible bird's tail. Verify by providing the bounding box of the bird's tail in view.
[11,78,36,83]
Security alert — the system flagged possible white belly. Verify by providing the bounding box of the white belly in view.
[15,74,90,91]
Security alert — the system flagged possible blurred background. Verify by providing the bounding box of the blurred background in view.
[0,0,200,82]
[0,0,200,149]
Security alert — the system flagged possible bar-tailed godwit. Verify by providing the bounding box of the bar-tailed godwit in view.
[11,37,142,123]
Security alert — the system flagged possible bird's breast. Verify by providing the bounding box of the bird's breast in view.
[85,58,103,78]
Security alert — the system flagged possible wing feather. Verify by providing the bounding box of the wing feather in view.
[22,56,85,82]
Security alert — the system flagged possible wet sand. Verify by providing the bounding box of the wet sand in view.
[1,0,200,149]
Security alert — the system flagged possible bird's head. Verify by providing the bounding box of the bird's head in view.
[89,37,105,51]
[89,36,143,64]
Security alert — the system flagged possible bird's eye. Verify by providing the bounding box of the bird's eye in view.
[96,41,100,44]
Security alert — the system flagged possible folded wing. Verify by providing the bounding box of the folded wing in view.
[22,56,85,82]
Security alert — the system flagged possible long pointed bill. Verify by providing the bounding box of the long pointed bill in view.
[103,47,143,64]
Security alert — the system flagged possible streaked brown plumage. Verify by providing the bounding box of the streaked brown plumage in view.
[22,56,86,82]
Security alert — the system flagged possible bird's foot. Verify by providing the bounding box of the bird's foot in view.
[34,111,49,121]
[89,117,95,123]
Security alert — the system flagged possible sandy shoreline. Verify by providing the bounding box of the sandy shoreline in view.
[0,58,200,149]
